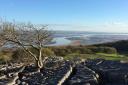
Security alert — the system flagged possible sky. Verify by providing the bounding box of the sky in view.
[0,0,128,33]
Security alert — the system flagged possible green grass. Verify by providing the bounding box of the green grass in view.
[64,53,128,61]
[96,53,124,57]
[96,53,118,57]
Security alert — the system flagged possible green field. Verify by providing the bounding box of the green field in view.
[64,53,128,61]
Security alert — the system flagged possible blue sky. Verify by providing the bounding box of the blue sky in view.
[0,0,128,32]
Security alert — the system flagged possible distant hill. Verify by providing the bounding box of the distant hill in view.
[93,40,128,53]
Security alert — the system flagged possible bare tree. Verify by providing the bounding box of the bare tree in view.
[0,21,52,71]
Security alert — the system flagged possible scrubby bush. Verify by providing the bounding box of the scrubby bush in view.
[0,45,117,64]
[50,45,117,56]
[42,48,55,56]
[12,48,33,63]
[0,49,13,64]
[12,47,55,63]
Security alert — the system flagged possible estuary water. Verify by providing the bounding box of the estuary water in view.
[49,37,71,46]
[49,33,128,46]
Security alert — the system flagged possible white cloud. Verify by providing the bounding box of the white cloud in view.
[98,22,128,33]
[48,22,128,33]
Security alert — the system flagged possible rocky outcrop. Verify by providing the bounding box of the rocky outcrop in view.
[0,65,24,85]
[7,66,25,85]
[18,61,72,85]
[57,66,72,85]
[66,64,99,85]
[85,59,128,85]
[0,58,128,85]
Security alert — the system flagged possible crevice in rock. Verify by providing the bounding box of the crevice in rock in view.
[62,66,77,85]
[63,64,99,85]
[87,68,105,85]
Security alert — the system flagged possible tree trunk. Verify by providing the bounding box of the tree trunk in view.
[35,49,48,72]
[35,60,43,72]
[39,48,43,66]
[35,49,43,72]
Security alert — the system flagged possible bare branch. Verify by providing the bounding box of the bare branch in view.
[0,20,53,68]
